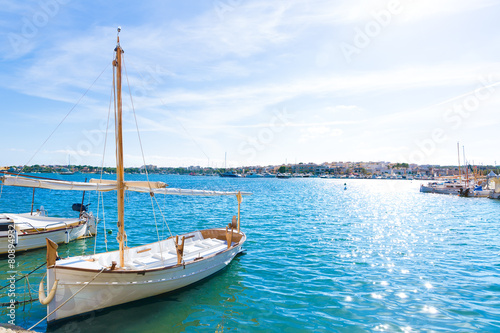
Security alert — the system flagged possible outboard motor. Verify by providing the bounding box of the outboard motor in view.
[72,203,88,212]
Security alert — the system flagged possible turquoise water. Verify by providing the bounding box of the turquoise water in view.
[1,175,500,332]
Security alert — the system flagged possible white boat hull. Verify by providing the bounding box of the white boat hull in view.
[420,185,492,198]
[0,223,88,254]
[470,189,493,198]
[420,185,461,195]
[45,228,245,323]
[0,212,96,254]
[490,192,500,199]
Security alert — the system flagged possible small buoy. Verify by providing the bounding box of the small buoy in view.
[107,229,112,234]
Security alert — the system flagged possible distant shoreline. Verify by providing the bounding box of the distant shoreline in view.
[2,162,498,179]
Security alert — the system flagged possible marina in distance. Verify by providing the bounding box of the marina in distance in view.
[0,175,499,332]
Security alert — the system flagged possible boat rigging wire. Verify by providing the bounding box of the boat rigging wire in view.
[151,192,174,240]
[102,192,109,251]
[19,63,111,174]
[122,55,174,240]
[0,262,46,291]
[121,57,237,191]
[122,58,212,165]
[94,53,115,255]
[28,267,106,331]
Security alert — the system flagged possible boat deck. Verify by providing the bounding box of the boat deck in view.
[2,213,83,232]
[55,230,231,271]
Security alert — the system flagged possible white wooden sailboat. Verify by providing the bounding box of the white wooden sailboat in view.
[28,28,250,325]
[0,176,96,254]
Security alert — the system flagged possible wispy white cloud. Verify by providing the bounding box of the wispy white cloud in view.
[1,0,500,166]
[397,0,498,23]
[299,126,343,143]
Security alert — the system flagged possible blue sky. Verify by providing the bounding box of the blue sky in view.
[1,0,500,168]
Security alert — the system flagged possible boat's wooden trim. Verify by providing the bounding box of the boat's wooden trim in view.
[46,238,59,267]
[51,230,245,274]
[200,228,243,243]
[52,249,226,274]
[160,228,243,246]
[18,220,84,234]
[226,224,233,249]
[0,223,84,239]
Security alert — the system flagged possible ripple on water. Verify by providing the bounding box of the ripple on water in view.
[1,178,500,332]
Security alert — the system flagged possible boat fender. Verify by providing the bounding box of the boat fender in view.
[39,279,59,305]
[65,230,70,244]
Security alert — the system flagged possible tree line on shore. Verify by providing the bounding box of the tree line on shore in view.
[2,163,499,177]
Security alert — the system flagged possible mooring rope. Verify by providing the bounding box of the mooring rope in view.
[0,262,45,291]
[28,267,106,331]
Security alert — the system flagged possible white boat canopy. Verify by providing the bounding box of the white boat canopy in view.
[140,187,252,196]
[1,175,251,196]
[88,179,166,189]
[1,175,117,192]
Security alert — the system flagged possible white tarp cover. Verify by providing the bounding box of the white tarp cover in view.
[1,175,116,192]
[144,188,252,196]
[1,213,82,229]
[1,175,251,196]
[89,179,167,189]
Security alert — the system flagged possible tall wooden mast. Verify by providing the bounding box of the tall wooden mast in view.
[114,27,126,267]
